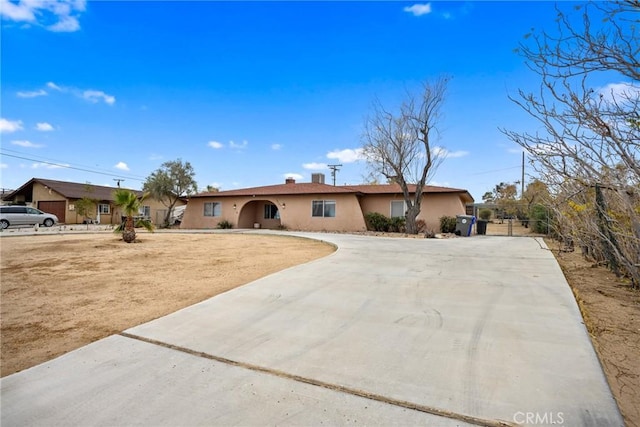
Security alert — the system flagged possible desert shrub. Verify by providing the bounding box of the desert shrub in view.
[276,224,288,230]
[217,219,233,229]
[365,212,390,232]
[439,215,457,233]
[479,208,492,220]
[389,216,406,233]
[415,219,427,233]
[529,204,550,234]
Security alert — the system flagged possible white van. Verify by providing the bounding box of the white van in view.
[0,206,59,229]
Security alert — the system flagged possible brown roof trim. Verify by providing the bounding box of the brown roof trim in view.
[191,182,474,202]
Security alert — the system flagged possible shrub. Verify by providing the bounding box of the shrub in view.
[365,212,390,232]
[389,216,406,233]
[529,204,550,234]
[478,208,492,220]
[217,219,233,229]
[439,215,457,233]
[415,219,427,233]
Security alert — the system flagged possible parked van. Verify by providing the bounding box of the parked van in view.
[0,206,59,229]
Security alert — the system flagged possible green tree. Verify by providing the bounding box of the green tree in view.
[362,77,448,234]
[143,159,198,227]
[113,189,153,243]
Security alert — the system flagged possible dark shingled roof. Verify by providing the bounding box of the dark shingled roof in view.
[2,178,143,202]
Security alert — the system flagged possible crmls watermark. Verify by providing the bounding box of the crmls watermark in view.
[513,411,565,425]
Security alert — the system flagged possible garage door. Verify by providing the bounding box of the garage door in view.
[38,201,66,223]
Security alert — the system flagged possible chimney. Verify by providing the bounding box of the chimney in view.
[285,177,296,184]
[311,173,325,184]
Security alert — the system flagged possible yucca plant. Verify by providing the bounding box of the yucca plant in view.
[113,189,154,243]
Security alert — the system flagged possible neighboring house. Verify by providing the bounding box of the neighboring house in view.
[1,178,185,226]
[181,174,474,232]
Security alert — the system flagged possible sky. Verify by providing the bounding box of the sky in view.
[0,0,624,200]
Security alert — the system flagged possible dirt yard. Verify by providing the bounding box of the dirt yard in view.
[0,232,335,377]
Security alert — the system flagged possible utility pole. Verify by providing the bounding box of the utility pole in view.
[113,179,125,188]
[327,164,342,186]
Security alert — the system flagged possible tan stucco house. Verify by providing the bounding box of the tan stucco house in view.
[1,178,185,226]
[181,175,474,232]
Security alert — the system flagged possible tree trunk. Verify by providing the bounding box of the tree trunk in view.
[123,216,136,243]
[405,204,421,234]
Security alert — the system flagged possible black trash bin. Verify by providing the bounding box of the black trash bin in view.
[476,219,488,235]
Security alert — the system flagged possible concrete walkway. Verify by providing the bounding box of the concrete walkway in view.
[1,232,623,426]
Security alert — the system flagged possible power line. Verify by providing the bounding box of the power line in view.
[0,150,146,182]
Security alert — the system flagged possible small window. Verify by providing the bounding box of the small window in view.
[98,204,110,214]
[26,207,41,214]
[390,200,406,218]
[264,203,279,219]
[204,202,221,217]
[139,206,151,218]
[312,200,336,218]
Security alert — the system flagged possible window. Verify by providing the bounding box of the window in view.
[264,203,279,219]
[390,200,406,218]
[139,205,151,218]
[204,202,221,217]
[26,207,40,214]
[312,200,336,218]
[98,204,110,214]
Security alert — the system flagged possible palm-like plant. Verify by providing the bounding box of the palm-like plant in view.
[113,189,154,243]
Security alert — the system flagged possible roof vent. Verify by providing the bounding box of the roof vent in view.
[285,177,296,184]
[311,173,325,184]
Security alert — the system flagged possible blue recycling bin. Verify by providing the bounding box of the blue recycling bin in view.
[455,215,476,236]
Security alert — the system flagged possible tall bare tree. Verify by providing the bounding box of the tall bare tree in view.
[503,1,639,286]
[362,77,448,234]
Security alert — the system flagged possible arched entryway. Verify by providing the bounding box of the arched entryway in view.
[237,200,282,229]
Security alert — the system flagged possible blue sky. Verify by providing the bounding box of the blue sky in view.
[0,0,613,200]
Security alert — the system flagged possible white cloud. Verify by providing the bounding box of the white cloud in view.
[0,118,24,133]
[0,0,86,32]
[208,141,224,149]
[508,147,524,154]
[114,162,130,171]
[17,89,47,98]
[326,148,364,163]
[83,90,116,105]
[283,173,304,181]
[597,82,640,103]
[36,122,54,131]
[11,140,43,148]
[432,146,469,159]
[0,0,36,21]
[271,143,283,150]
[31,162,68,169]
[229,140,248,150]
[403,3,432,16]
[0,163,7,169]
[47,81,63,91]
[42,82,116,105]
[303,162,328,170]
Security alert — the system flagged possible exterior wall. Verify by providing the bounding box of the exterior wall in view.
[181,192,465,232]
[359,193,467,231]
[181,194,367,232]
[32,183,70,222]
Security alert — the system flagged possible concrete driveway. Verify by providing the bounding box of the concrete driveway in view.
[1,232,623,426]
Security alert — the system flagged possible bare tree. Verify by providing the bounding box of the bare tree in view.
[362,77,448,234]
[503,1,639,286]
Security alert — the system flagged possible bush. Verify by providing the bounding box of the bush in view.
[479,208,492,220]
[529,204,550,234]
[440,215,457,233]
[365,212,390,232]
[389,216,406,233]
[217,219,233,229]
